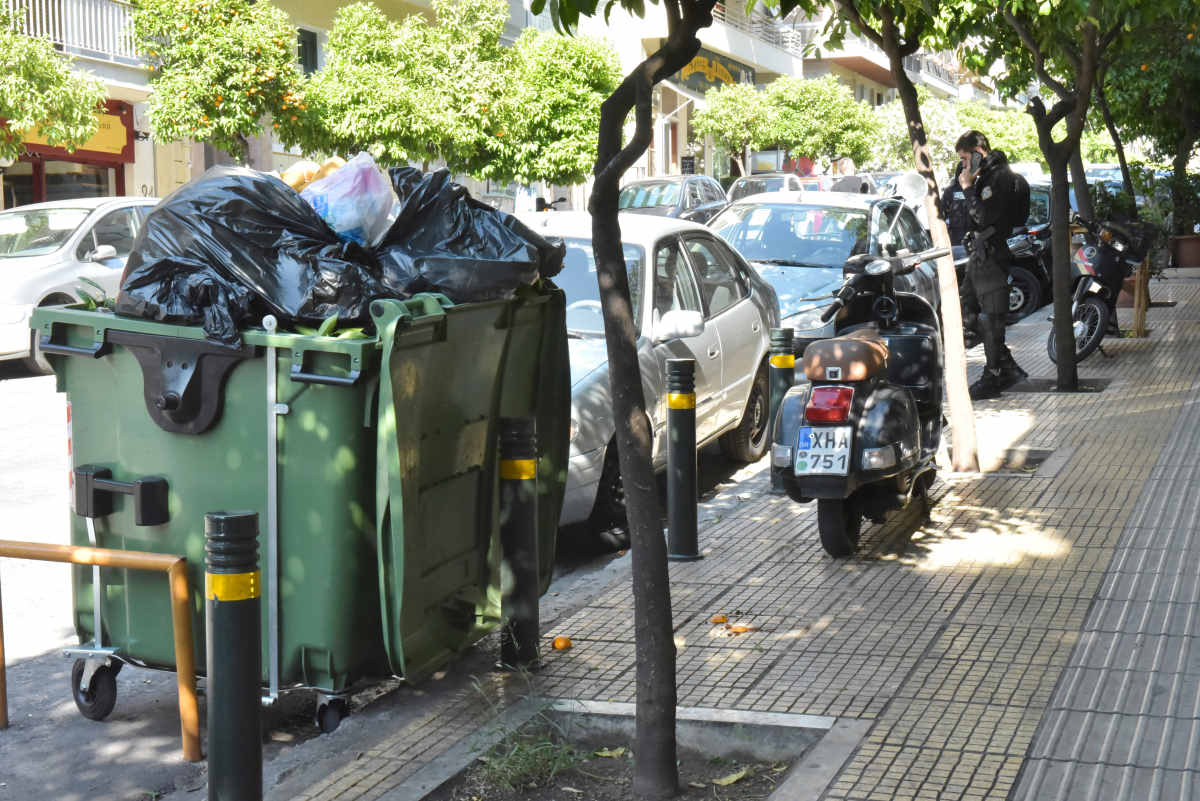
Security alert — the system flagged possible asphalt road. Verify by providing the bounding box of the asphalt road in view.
[0,360,746,801]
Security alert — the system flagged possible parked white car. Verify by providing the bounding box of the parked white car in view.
[517,211,781,551]
[0,197,158,373]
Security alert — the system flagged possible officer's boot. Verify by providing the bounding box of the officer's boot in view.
[989,319,1028,390]
[969,313,1004,400]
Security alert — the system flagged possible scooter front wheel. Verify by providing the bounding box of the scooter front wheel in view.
[817,498,862,557]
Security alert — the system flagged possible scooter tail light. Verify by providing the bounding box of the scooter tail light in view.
[806,386,854,423]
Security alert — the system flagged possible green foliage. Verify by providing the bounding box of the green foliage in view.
[866,87,961,180]
[131,0,308,159]
[763,76,877,165]
[1103,7,1200,167]
[1089,182,1138,220]
[0,4,106,162]
[307,0,617,185]
[955,101,1042,162]
[484,30,623,185]
[692,82,769,176]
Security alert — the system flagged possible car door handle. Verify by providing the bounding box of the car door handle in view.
[752,321,760,333]
[708,345,719,359]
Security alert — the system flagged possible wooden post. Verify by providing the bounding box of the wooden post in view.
[1133,258,1149,338]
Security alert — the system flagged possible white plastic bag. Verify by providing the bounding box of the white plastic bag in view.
[300,152,395,247]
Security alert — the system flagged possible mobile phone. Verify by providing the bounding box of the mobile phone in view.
[970,151,982,172]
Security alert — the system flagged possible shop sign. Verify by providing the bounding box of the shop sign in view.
[16,101,135,164]
[662,42,755,95]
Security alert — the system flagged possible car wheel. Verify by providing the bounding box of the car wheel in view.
[719,367,769,463]
[1006,267,1042,323]
[581,443,630,553]
[23,330,54,376]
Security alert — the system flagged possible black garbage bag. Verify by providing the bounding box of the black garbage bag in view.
[116,165,391,345]
[118,258,253,347]
[378,167,565,302]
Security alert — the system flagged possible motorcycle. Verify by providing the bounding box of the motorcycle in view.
[770,246,948,557]
[1047,213,1154,363]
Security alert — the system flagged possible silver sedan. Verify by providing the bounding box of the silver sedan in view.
[517,211,781,552]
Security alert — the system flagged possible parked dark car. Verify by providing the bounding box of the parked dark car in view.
[727,173,805,202]
[618,175,729,224]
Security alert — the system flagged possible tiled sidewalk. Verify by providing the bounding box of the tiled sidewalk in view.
[302,283,1200,801]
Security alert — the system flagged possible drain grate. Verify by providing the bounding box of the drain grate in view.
[1006,377,1112,393]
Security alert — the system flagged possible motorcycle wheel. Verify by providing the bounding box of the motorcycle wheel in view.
[1006,267,1042,323]
[1047,296,1110,364]
[817,498,862,557]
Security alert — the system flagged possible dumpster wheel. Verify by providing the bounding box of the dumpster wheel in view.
[316,696,349,735]
[71,658,121,721]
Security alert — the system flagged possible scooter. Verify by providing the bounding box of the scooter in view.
[1047,212,1154,363]
[770,246,948,557]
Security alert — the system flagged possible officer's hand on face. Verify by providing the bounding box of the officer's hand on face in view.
[957,150,981,189]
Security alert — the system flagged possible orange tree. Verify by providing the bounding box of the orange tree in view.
[131,0,309,163]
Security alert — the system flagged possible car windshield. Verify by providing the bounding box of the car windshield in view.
[710,203,870,268]
[554,237,645,335]
[0,208,91,258]
[619,182,682,209]
[729,178,785,201]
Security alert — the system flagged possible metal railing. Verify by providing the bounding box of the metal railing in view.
[712,3,885,59]
[903,54,957,86]
[10,0,141,63]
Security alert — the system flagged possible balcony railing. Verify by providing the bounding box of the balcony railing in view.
[903,54,957,86]
[11,0,141,65]
[712,4,885,60]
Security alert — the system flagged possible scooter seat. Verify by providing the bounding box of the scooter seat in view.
[803,328,889,382]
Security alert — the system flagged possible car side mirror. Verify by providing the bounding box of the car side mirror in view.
[90,245,118,262]
[654,310,704,342]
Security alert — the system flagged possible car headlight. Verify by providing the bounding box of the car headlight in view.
[785,306,830,332]
[569,419,579,442]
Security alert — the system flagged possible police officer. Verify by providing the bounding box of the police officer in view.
[956,130,1028,400]
[942,161,968,246]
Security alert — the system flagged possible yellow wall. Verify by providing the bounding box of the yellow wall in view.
[274,0,433,29]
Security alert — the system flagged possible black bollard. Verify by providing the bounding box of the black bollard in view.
[499,417,540,670]
[768,329,795,493]
[205,511,262,801]
[666,359,702,561]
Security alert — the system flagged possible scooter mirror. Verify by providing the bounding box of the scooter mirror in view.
[653,309,705,342]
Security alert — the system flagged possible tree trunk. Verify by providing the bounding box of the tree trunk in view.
[1095,83,1136,202]
[889,53,978,472]
[1068,125,1095,221]
[1046,154,1079,391]
[588,9,716,793]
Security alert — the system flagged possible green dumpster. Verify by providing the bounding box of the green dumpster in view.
[30,286,568,723]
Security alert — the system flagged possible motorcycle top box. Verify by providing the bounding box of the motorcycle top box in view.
[770,247,948,557]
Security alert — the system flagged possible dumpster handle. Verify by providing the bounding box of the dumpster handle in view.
[290,364,363,387]
[39,334,111,359]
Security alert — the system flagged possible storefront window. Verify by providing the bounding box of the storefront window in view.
[46,162,113,203]
[2,162,33,209]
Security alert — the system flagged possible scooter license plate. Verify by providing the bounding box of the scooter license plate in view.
[795,426,853,475]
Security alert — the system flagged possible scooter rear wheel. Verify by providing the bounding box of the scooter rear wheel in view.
[817,498,862,557]
[1047,296,1109,364]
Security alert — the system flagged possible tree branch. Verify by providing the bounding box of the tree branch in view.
[834,0,885,51]
[1003,4,1070,100]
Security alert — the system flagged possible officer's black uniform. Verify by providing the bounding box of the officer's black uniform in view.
[943,163,968,247]
[959,149,1027,398]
